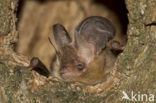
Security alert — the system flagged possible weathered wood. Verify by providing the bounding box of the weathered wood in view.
[0,0,13,36]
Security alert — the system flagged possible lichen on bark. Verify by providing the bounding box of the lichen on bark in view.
[0,0,12,36]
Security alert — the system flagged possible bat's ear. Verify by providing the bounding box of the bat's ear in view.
[74,16,116,58]
[53,24,71,51]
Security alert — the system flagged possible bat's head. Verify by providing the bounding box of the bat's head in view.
[52,16,116,85]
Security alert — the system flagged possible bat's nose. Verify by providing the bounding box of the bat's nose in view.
[60,67,70,74]
[59,67,74,79]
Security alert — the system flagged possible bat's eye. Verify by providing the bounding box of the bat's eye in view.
[77,63,84,70]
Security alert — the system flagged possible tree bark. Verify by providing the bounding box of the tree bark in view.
[0,0,156,103]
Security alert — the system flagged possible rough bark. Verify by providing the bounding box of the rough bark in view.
[0,0,156,103]
[0,0,11,36]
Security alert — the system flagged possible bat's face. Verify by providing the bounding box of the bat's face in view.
[58,46,88,82]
